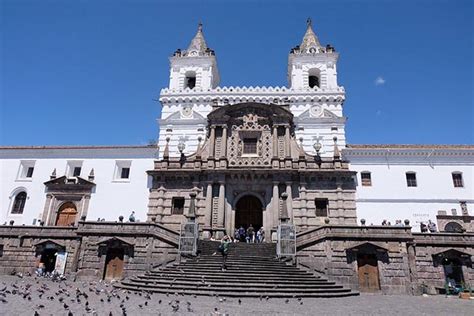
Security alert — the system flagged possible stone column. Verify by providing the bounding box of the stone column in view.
[209,126,216,158]
[286,182,293,222]
[272,126,278,157]
[156,186,165,223]
[217,181,226,228]
[285,125,291,158]
[272,181,280,242]
[205,182,213,227]
[300,182,307,228]
[221,125,227,158]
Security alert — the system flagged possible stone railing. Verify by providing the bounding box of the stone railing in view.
[296,225,413,250]
[0,225,77,239]
[413,232,474,247]
[76,221,180,246]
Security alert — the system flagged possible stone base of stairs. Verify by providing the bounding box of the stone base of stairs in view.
[116,241,358,298]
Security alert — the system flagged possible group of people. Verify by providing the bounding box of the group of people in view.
[381,219,405,227]
[234,225,265,243]
[420,220,437,233]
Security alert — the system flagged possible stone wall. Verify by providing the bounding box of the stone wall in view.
[0,222,179,280]
[0,226,79,275]
[412,232,474,294]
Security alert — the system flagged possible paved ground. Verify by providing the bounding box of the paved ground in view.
[0,275,472,315]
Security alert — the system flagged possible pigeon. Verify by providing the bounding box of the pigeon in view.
[68,311,73,316]
[64,303,69,309]
[34,312,39,316]
[285,299,289,304]
[238,299,241,305]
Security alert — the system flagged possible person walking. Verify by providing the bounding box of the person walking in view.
[219,235,231,271]
[246,224,255,243]
[257,227,265,243]
[238,226,246,242]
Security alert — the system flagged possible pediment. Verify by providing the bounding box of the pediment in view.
[162,110,206,123]
[345,241,388,252]
[95,236,134,246]
[297,108,341,121]
[44,176,95,188]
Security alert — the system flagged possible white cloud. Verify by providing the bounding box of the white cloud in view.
[374,76,386,86]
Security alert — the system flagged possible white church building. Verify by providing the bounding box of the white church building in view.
[1,21,473,232]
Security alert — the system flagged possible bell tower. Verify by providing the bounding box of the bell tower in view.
[287,18,339,90]
[168,23,220,90]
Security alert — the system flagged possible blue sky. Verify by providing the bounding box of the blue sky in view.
[1,0,472,146]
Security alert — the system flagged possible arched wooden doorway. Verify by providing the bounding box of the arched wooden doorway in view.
[56,202,78,226]
[235,195,263,231]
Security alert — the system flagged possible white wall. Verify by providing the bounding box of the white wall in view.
[0,147,156,225]
[348,158,474,232]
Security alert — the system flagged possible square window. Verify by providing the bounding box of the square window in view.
[172,197,185,215]
[121,167,130,179]
[406,173,417,187]
[73,167,82,177]
[114,160,132,181]
[67,161,83,178]
[452,173,463,188]
[361,172,372,187]
[26,167,34,178]
[243,138,258,154]
[315,199,328,217]
[18,160,35,180]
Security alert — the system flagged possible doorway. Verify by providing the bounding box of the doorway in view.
[443,257,464,287]
[235,195,263,231]
[56,202,78,226]
[40,248,58,273]
[357,253,380,292]
[103,248,125,281]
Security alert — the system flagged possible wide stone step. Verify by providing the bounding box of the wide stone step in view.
[117,284,358,298]
[130,278,340,289]
[120,280,349,293]
[176,263,303,271]
[157,267,311,276]
[143,272,328,282]
[147,271,320,280]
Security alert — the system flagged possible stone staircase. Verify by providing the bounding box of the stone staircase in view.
[117,240,358,298]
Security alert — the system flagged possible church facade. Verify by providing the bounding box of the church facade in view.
[0,21,473,295]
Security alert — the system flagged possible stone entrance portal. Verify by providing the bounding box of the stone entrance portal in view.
[235,195,263,231]
[103,248,124,281]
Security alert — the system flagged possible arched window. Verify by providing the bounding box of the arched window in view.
[185,71,196,89]
[444,222,463,233]
[11,192,27,214]
[308,68,320,88]
[309,75,319,88]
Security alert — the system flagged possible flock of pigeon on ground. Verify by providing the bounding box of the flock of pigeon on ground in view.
[0,274,305,315]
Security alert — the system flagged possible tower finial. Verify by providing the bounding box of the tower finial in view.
[306,17,312,27]
[198,21,203,32]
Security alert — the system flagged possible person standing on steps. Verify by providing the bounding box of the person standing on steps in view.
[219,235,231,271]
[246,224,255,243]
[238,226,246,242]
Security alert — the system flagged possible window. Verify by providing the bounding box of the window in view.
[11,192,27,214]
[67,161,83,178]
[360,172,372,187]
[243,138,258,154]
[26,167,34,178]
[17,160,35,180]
[172,197,185,215]
[406,172,417,187]
[185,71,196,89]
[452,173,463,188]
[114,160,132,181]
[315,199,328,217]
[120,167,130,179]
[73,167,82,177]
[0,245,3,257]
[309,75,320,88]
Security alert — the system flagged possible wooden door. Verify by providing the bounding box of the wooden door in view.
[357,254,380,292]
[56,202,77,226]
[104,249,124,281]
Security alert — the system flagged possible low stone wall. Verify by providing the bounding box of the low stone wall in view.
[297,225,413,294]
[412,232,474,294]
[0,226,79,275]
[0,222,180,279]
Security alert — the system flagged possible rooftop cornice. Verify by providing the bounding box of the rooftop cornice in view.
[0,145,156,150]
